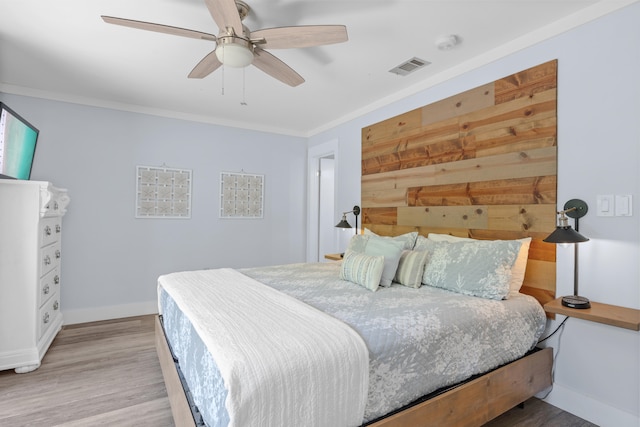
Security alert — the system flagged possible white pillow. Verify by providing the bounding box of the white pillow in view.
[340,252,384,292]
[427,233,531,294]
[364,228,419,250]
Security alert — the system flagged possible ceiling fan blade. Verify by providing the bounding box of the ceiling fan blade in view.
[252,48,304,87]
[251,25,348,49]
[101,16,216,41]
[188,51,222,78]
[204,0,243,35]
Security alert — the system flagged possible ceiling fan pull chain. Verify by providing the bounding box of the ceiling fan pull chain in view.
[221,62,225,96]
[241,68,247,106]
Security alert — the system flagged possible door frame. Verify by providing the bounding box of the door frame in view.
[307,139,339,262]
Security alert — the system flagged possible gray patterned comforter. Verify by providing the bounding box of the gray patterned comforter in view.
[241,262,546,422]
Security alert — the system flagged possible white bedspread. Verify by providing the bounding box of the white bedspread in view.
[158,268,369,427]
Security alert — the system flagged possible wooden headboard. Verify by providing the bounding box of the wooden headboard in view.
[361,60,558,307]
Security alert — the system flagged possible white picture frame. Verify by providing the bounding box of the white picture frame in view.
[136,165,192,219]
[220,171,264,219]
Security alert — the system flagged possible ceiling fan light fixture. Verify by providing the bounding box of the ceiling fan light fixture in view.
[215,37,254,68]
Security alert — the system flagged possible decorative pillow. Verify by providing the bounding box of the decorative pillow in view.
[346,234,404,287]
[361,235,404,287]
[339,252,384,292]
[422,240,522,300]
[346,234,369,253]
[427,233,531,295]
[394,250,430,288]
[364,228,419,250]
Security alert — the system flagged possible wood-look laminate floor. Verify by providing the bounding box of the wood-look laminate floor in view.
[0,315,597,427]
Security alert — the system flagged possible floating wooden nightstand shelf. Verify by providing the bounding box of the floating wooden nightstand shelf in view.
[324,253,343,261]
[544,298,640,331]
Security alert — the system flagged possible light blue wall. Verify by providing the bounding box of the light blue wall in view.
[309,3,640,426]
[0,94,307,322]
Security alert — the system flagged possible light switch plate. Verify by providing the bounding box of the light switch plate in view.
[615,194,633,216]
[597,195,614,217]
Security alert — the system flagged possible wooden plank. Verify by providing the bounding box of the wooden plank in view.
[461,88,557,137]
[398,204,555,233]
[362,109,423,147]
[361,146,557,193]
[421,83,495,127]
[362,131,471,175]
[544,298,640,331]
[494,60,557,104]
[362,207,397,225]
[363,85,556,174]
[487,204,556,233]
[368,348,553,427]
[528,238,556,262]
[522,260,556,292]
[362,118,462,175]
[398,206,489,229]
[362,188,408,208]
[408,176,557,207]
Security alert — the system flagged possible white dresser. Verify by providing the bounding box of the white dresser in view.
[0,180,70,373]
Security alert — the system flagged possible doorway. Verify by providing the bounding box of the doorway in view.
[307,140,339,262]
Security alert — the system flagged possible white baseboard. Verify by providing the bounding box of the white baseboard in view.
[63,301,158,325]
[544,382,639,427]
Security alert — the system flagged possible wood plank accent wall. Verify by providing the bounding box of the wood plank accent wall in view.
[361,60,558,306]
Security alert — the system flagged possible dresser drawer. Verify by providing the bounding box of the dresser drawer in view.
[38,295,60,340]
[39,267,60,308]
[40,217,62,247]
[41,242,61,276]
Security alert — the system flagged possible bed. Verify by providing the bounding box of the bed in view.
[156,232,551,427]
[156,61,558,426]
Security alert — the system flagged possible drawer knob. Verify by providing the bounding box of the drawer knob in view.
[43,312,50,324]
[53,301,59,311]
[56,224,61,233]
[43,285,50,295]
[44,255,51,265]
[45,225,52,236]
[55,250,61,259]
[54,275,60,284]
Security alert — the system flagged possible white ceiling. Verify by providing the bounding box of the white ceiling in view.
[0,0,629,136]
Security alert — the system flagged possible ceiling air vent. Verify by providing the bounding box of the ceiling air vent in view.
[389,57,431,76]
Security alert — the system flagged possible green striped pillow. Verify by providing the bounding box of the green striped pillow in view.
[394,250,430,288]
[340,252,384,291]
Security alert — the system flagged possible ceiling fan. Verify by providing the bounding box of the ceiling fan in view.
[102,0,348,87]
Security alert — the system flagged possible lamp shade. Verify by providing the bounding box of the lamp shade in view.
[335,215,351,228]
[543,226,589,244]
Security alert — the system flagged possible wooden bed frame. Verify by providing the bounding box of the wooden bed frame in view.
[155,60,558,426]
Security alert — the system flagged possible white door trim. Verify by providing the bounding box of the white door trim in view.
[307,139,339,262]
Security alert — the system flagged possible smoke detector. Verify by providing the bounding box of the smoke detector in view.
[435,35,459,50]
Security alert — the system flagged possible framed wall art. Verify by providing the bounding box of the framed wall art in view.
[136,165,192,219]
[220,171,264,218]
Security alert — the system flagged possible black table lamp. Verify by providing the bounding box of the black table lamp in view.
[335,205,360,235]
[543,199,590,309]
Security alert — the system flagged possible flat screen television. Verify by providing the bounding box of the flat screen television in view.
[0,102,39,180]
